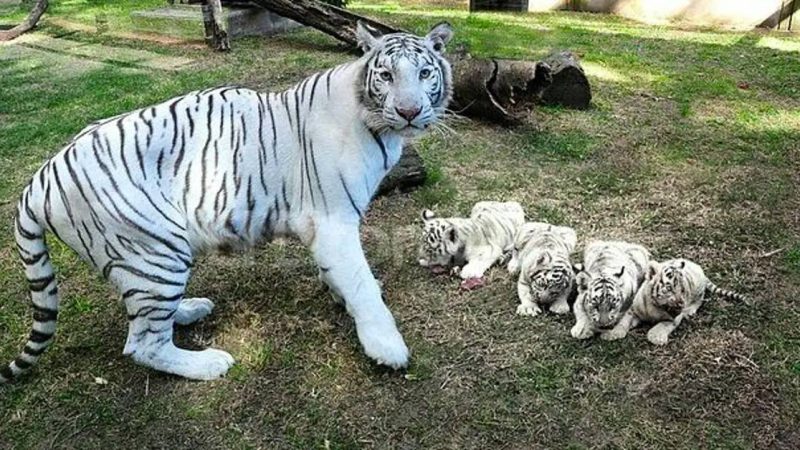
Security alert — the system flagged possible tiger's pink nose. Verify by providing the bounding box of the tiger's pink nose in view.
[396,106,421,122]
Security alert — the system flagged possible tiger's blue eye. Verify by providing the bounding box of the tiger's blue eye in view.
[380,71,393,82]
[419,68,431,79]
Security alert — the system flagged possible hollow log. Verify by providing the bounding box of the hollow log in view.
[376,144,427,196]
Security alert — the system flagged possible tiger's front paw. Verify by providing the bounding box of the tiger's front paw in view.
[516,303,542,317]
[570,323,594,340]
[549,301,571,315]
[647,326,671,346]
[356,319,410,369]
[601,329,627,341]
[459,265,486,280]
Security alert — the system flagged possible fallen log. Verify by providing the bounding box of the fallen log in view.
[0,0,48,42]
[376,144,427,196]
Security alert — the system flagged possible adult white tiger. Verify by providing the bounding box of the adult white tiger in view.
[2,22,454,382]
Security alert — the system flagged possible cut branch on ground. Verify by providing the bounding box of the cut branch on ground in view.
[0,0,48,42]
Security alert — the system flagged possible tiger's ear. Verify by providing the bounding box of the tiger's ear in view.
[576,271,590,292]
[647,261,660,280]
[356,21,382,53]
[446,227,457,243]
[425,21,453,54]
[421,209,436,221]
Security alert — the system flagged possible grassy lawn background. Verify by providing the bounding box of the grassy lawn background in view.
[1,1,799,448]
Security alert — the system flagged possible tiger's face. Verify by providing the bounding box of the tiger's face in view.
[525,252,574,303]
[648,260,689,312]
[356,22,453,136]
[576,267,627,329]
[417,209,463,273]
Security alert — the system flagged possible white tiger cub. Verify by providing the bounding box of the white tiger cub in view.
[3,22,455,383]
[418,201,525,281]
[603,258,747,345]
[508,222,577,317]
[571,240,650,339]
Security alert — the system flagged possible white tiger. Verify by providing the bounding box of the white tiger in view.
[571,240,650,339]
[418,201,525,281]
[603,258,747,345]
[508,222,577,317]
[2,22,455,383]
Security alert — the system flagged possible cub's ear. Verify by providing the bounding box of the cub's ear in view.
[356,21,382,53]
[425,21,453,53]
[572,263,584,274]
[421,209,436,221]
[576,271,590,292]
[647,261,660,280]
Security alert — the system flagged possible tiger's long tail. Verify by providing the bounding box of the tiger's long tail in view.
[1,191,59,384]
[706,281,747,303]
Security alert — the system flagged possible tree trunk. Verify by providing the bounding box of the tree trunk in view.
[202,0,230,52]
[249,0,395,46]
[0,0,48,42]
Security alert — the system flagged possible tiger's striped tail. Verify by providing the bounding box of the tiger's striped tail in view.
[1,192,59,384]
[705,281,747,303]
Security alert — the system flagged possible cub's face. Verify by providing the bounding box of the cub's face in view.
[417,209,462,272]
[525,252,574,303]
[576,267,627,329]
[648,260,688,310]
[356,22,453,136]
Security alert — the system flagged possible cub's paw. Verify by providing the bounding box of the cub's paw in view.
[459,265,486,280]
[647,327,671,346]
[516,303,542,317]
[570,324,594,340]
[459,277,486,291]
[357,320,410,369]
[549,301,571,315]
[601,329,626,341]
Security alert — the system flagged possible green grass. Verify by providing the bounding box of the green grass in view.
[2,0,800,448]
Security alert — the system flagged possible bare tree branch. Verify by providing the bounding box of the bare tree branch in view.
[0,0,49,42]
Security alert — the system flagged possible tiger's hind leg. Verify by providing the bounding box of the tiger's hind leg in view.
[116,263,233,380]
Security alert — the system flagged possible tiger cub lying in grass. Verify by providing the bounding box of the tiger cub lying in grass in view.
[418,201,524,289]
[507,222,577,317]
[602,258,747,345]
[571,240,651,340]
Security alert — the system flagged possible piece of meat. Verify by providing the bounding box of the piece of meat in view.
[459,277,486,291]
